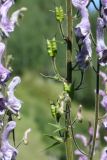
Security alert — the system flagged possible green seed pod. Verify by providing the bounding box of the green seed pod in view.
[47,38,57,57]
[47,39,53,57]
[55,6,64,22]
[63,82,75,98]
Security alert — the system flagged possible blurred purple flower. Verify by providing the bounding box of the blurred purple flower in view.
[99,90,107,111]
[99,71,107,84]
[75,134,87,146]
[74,150,88,160]
[0,42,11,84]
[6,76,22,115]
[100,147,107,160]
[102,116,107,128]
[0,0,27,37]
[0,121,18,160]
[96,17,107,66]
[104,136,107,142]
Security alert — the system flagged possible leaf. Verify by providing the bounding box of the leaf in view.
[43,142,61,151]
[48,123,65,133]
[48,123,61,128]
[53,127,65,133]
[45,134,63,143]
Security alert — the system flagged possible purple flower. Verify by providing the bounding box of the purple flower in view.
[74,150,88,160]
[99,71,107,84]
[0,0,27,37]
[75,134,87,146]
[102,115,107,128]
[0,42,11,84]
[0,0,14,37]
[0,92,6,115]
[72,0,89,9]
[6,76,22,115]
[100,147,107,160]
[96,17,107,66]
[0,121,18,160]
[72,0,90,39]
[99,90,107,111]
[101,0,107,25]
[77,34,92,69]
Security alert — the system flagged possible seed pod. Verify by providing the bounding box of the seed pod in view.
[47,39,53,57]
[51,38,57,57]
[55,6,64,22]
[47,38,57,57]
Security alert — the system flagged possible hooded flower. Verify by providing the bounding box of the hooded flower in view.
[77,34,92,69]
[0,121,18,160]
[0,42,11,84]
[72,0,90,39]
[72,0,91,69]
[0,0,27,37]
[6,76,22,115]
[96,17,107,66]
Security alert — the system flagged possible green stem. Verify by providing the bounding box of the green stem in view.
[64,0,73,159]
[89,60,100,160]
[65,137,73,160]
[65,100,73,160]
[66,0,72,84]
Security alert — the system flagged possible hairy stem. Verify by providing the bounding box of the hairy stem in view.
[89,60,100,160]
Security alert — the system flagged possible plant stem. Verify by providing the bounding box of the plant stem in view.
[89,60,100,160]
[64,0,73,160]
[65,100,73,160]
[66,0,72,84]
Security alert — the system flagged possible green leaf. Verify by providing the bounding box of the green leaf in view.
[48,123,65,133]
[45,134,63,143]
[43,142,61,151]
[48,123,61,128]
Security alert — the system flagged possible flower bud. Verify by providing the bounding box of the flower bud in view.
[23,128,31,145]
[77,105,83,123]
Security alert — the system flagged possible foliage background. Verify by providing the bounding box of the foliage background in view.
[7,0,103,159]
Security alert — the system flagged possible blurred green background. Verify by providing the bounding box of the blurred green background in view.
[6,0,105,159]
